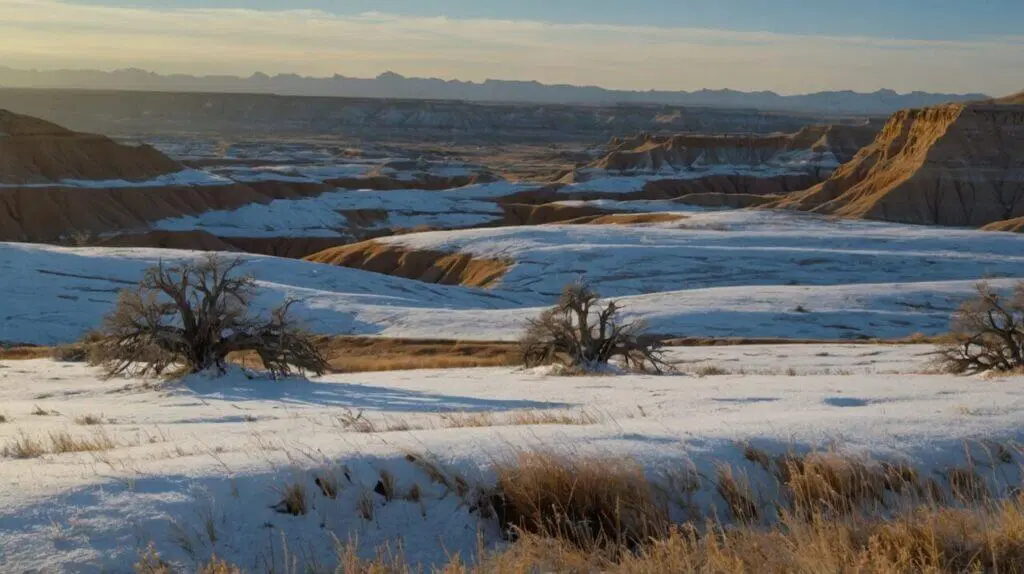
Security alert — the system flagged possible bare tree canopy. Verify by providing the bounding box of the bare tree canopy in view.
[936,282,1024,374]
[92,255,328,379]
[520,281,670,373]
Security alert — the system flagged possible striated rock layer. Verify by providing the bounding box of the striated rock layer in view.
[768,102,1024,227]
[587,124,879,177]
[303,240,511,288]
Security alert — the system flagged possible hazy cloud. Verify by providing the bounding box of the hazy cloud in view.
[0,0,1020,95]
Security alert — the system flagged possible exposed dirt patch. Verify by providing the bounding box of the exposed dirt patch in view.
[1,337,521,372]
[304,240,511,288]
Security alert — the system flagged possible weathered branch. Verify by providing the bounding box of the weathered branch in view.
[91,255,328,379]
[520,281,672,374]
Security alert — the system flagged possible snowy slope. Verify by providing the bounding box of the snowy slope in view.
[152,181,528,237]
[1,346,1021,572]
[4,209,1024,345]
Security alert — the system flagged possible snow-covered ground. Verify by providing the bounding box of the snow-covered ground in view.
[152,181,529,237]
[4,209,1024,345]
[0,169,233,189]
[1,345,1021,572]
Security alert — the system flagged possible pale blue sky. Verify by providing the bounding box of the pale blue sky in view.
[62,0,1024,41]
[1,0,1021,95]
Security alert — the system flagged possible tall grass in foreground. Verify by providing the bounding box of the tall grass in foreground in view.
[139,446,1024,573]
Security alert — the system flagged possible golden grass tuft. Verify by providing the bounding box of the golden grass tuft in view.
[47,429,116,454]
[492,450,670,550]
[197,556,242,574]
[272,482,308,516]
[442,409,601,429]
[695,364,729,377]
[75,414,104,426]
[3,429,115,458]
[132,446,1024,573]
[2,432,47,459]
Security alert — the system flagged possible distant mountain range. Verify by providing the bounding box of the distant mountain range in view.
[0,67,990,115]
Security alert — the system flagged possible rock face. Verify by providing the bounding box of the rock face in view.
[587,124,879,177]
[0,180,334,242]
[0,109,181,184]
[304,241,511,288]
[769,102,1024,227]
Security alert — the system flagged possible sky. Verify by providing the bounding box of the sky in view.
[0,0,1021,95]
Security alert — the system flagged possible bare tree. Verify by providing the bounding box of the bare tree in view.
[935,282,1024,374]
[91,255,328,378]
[520,281,670,373]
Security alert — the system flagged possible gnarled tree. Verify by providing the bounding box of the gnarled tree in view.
[520,281,670,373]
[936,282,1024,374]
[92,255,328,378]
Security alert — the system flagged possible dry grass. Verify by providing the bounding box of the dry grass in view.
[492,451,670,550]
[442,409,601,429]
[131,445,1024,573]
[75,414,104,426]
[2,429,115,458]
[1,335,943,375]
[272,482,308,516]
[2,432,46,459]
[135,547,241,574]
[239,336,521,373]
[695,364,729,377]
[47,429,116,454]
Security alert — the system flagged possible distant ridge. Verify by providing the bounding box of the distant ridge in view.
[0,66,989,115]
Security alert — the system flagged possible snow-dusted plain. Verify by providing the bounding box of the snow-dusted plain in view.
[1,346,1022,572]
[5,209,1022,346]
[153,181,529,238]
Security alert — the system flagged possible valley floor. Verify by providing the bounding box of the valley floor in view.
[1,345,1021,571]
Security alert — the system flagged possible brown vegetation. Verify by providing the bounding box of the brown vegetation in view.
[91,255,327,378]
[131,444,1024,573]
[935,282,1024,374]
[521,281,670,373]
[304,240,511,288]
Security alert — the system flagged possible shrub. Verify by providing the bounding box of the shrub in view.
[936,282,1024,374]
[91,255,328,379]
[520,281,670,373]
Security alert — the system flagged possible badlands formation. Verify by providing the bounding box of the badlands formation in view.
[1,90,1024,573]
[770,100,1024,228]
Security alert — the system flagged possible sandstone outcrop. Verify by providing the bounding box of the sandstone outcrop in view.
[768,102,1024,227]
[304,240,510,288]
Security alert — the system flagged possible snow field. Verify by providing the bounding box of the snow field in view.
[0,344,1022,571]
